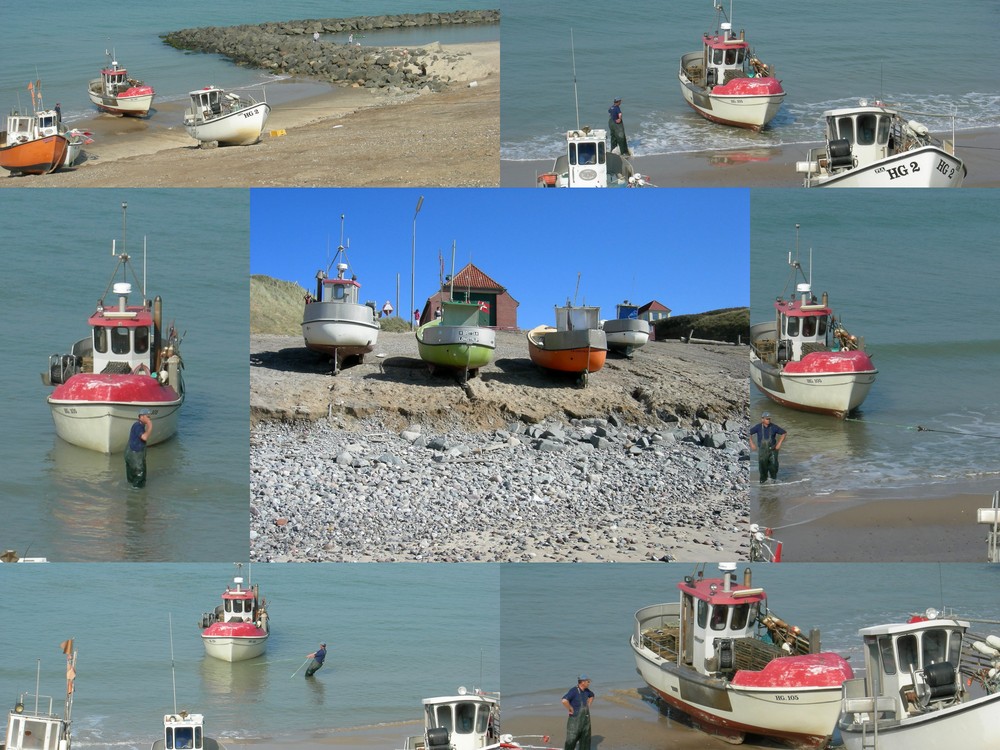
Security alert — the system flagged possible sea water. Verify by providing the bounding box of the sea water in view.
[0,0,497,128]
[500,0,999,160]
[0,189,249,562]
[0,562,997,749]
[750,188,1000,512]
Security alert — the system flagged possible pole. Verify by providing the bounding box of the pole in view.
[291,657,311,679]
[411,195,424,330]
[395,273,400,319]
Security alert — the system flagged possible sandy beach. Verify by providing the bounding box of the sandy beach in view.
[502,126,1000,188]
[0,41,498,188]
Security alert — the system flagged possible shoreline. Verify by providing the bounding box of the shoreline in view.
[501,126,1000,188]
[2,41,498,188]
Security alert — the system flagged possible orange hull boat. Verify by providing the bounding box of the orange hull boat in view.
[0,134,68,175]
[526,325,607,374]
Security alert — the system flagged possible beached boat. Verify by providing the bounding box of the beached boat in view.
[403,688,501,750]
[537,127,652,188]
[678,2,785,132]
[87,53,155,117]
[302,217,380,374]
[527,304,607,385]
[200,565,270,663]
[750,231,876,417]
[183,86,270,146]
[42,203,185,453]
[838,611,1000,750]
[416,300,496,381]
[0,80,89,175]
[631,563,853,749]
[602,301,650,358]
[3,642,77,750]
[796,100,965,187]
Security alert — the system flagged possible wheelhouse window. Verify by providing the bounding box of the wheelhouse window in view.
[111,327,130,355]
[333,285,345,300]
[725,48,737,65]
[697,598,709,628]
[575,142,599,166]
[731,602,750,630]
[802,317,817,337]
[94,326,108,353]
[857,114,878,145]
[836,117,855,144]
[784,316,799,337]
[894,634,915,674]
[710,605,728,631]
[135,325,149,354]
[455,702,477,733]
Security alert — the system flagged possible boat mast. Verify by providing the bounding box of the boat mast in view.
[450,241,456,301]
[169,613,178,715]
[570,29,580,131]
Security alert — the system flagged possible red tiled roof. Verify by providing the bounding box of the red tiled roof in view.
[639,299,671,313]
[446,263,505,292]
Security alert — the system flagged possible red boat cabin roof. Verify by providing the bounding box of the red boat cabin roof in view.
[222,589,255,601]
[323,278,361,288]
[677,575,765,606]
[773,297,832,318]
[704,33,749,50]
[89,306,153,328]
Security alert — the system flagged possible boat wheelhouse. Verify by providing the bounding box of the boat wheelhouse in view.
[403,689,500,750]
[537,128,646,188]
[152,712,226,750]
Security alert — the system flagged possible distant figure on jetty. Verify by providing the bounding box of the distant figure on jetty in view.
[305,642,327,677]
[562,675,594,750]
[749,412,786,483]
[313,31,320,43]
[607,98,630,157]
[348,33,354,44]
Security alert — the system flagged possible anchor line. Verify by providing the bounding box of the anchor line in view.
[844,416,1000,439]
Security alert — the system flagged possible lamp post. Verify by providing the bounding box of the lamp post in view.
[411,195,424,330]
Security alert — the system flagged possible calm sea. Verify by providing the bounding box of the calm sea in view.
[0,1,497,128]
[750,189,1000,521]
[1,563,997,749]
[500,0,999,160]
[0,190,249,562]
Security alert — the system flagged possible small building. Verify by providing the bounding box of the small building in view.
[638,300,671,323]
[421,263,519,329]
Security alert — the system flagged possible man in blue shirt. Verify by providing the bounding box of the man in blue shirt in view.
[749,412,786,483]
[125,409,153,488]
[607,98,630,157]
[305,642,328,677]
[561,675,594,750]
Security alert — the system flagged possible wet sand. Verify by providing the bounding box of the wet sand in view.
[501,127,1000,188]
[1,42,499,188]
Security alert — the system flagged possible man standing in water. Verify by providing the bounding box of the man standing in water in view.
[561,675,594,750]
[305,642,328,677]
[607,98,630,157]
[125,409,153,488]
[749,412,786,483]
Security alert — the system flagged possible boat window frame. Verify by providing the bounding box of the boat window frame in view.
[731,602,751,630]
[921,628,949,666]
[877,114,891,146]
[783,315,799,338]
[697,598,709,629]
[894,633,916,675]
[111,326,131,355]
[94,326,109,354]
[454,701,477,735]
[710,604,728,631]
[135,325,149,354]
[856,114,879,146]
[836,116,855,145]
[879,634,899,676]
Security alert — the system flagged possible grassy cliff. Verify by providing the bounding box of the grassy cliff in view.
[653,307,750,344]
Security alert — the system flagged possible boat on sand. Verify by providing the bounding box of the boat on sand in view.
[183,85,269,146]
[416,300,496,382]
[631,563,852,748]
[87,52,155,117]
[527,303,607,386]
[602,301,650,358]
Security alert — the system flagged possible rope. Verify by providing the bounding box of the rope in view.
[844,416,1000,439]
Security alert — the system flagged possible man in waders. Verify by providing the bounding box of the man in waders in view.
[607,98,630,157]
[749,412,786,483]
[125,409,153,488]
[305,642,327,677]
[561,675,594,750]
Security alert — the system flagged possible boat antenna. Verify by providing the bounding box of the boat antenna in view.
[450,240,456,301]
[479,648,484,689]
[570,29,580,131]
[169,612,177,715]
[327,214,350,276]
[34,658,41,715]
[573,272,581,306]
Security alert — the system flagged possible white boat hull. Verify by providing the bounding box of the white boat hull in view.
[201,635,268,663]
[603,319,650,355]
[184,103,270,145]
[750,354,875,418]
[47,398,182,453]
[840,691,1000,750]
[302,303,380,358]
[87,88,155,116]
[804,145,964,187]
[633,643,842,748]
[678,59,785,132]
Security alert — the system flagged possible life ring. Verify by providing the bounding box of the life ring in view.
[132,363,151,376]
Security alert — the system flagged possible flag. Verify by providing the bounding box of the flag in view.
[478,301,490,313]
[60,639,74,654]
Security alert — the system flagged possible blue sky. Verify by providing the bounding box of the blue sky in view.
[250,188,749,327]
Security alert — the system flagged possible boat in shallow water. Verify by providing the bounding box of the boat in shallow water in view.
[200,565,269,663]
[631,563,853,749]
[796,100,965,187]
[301,215,380,374]
[87,52,155,117]
[416,300,496,381]
[750,227,876,417]
[42,202,185,453]
[678,2,785,132]
[838,611,1000,750]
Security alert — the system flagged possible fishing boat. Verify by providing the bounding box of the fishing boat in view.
[416,300,496,381]
[678,2,785,132]
[602,301,650,358]
[403,688,501,750]
[750,228,876,417]
[536,127,651,188]
[183,86,270,146]
[796,100,965,187]
[631,563,853,749]
[838,611,1000,750]
[2,641,76,750]
[0,81,80,175]
[42,203,185,453]
[200,565,270,663]
[152,712,226,750]
[87,52,155,117]
[526,303,607,385]
[302,216,380,374]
